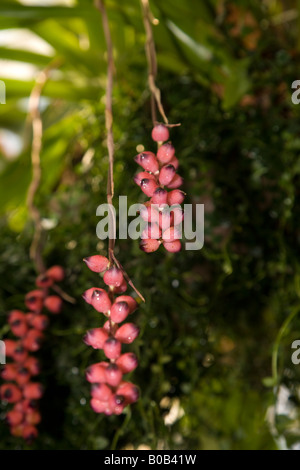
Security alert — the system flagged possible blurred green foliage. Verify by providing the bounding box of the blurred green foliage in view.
[1,0,300,450]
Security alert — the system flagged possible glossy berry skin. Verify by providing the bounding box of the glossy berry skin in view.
[115,296,138,314]
[103,338,122,360]
[110,301,130,323]
[109,394,125,415]
[104,364,123,387]
[83,255,109,273]
[115,323,140,344]
[151,188,168,207]
[117,382,139,404]
[159,164,176,186]
[157,143,175,164]
[84,328,108,349]
[90,398,111,414]
[91,383,113,402]
[134,152,159,173]
[103,267,124,288]
[134,171,156,186]
[86,362,108,383]
[116,353,138,373]
[140,178,159,197]
[151,124,169,142]
[90,289,112,313]
[167,189,185,206]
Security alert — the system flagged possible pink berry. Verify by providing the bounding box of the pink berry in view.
[158,210,173,232]
[151,188,168,207]
[24,357,40,376]
[44,295,62,314]
[157,143,175,163]
[162,227,181,242]
[167,190,185,206]
[151,124,169,142]
[115,296,138,314]
[23,329,44,352]
[134,171,156,186]
[0,384,23,403]
[141,223,161,240]
[113,279,128,294]
[82,287,97,304]
[169,156,179,170]
[46,265,65,282]
[6,410,23,426]
[28,314,49,331]
[140,178,159,197]
[115,323,140,344]
[83,255,109,273]
[117,382,139,404]
[110,301,130,323]
[140,203,159,224]
[159,164,176,186]
[103,338,122,359]
[25,290,44,312]
[167,174,183,189]
[10,320,28,338]
[1,364,17,381]
[86,362,108,383]
[84,328,109,349]
[171,206,184,225]
[134,151,159,173]
[109,394,126,415]
[103,266,124,288]
[104,364,123,387]
[91,289,112,313]
[91,383,112,402]
[163,240,182,253]
[116,353,138,373]
[90,398,110,414]
[140,238,161,253]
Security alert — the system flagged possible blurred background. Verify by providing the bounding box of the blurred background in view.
[1,0,300,450]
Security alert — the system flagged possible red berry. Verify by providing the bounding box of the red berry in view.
[140,239,161,253]
[91,383,113,402]
[151,124,169,142]
[86,362,108,383]
[10,320,28,338]
[140,178,159,197]
[167,174,183,189]
[83,255,109,273]
[44,295,62,314]
[103,267,124,288]
[1,364,17,381]
[134,171,156,186]
[23,383,43,400]
[117,382,139,404]
[28,314,49,331]
[103,338,122,359]
[0,384,22,403]
[163,240,182,253]
[25,410,41,426]
[36,274,53,288]
[12,345,28,363]
[151,188,168,207]
[110,301,130,323]
[159,164,176,186]
[141,223,161,240]
[105,364,123,387]
[115,323,140,344]
[25,290,44,313]
[46,265,65,282]
[162,227,181,242]
[24,357,40,376]
[157,143,175,163]
[4,339,17,357]
[90,289,112,313]
[167,189,185,206]
[84,328,108,349]
[115,296,138,314]
[22,425,38,443]
[23,329,44,352]
[8,310,25,324]
[6,410,23,426]
[116,353,138,373]
[134,151,159,173]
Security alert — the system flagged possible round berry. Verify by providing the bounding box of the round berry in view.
[151,124,169,142]
[157,143,175,164]
[103,267,124,288]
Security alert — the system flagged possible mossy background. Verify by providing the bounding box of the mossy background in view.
[1,0,300,450]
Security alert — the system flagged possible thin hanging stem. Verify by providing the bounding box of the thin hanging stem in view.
[140,0,169,126]
[95,0,116,264]
[26,60,60,273]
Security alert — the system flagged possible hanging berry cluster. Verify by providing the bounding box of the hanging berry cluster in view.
[83,255,140,415]
[134,124,185,254]
[0,265,64,442]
